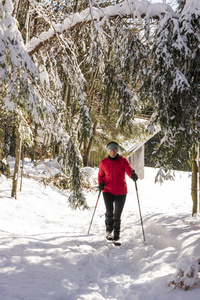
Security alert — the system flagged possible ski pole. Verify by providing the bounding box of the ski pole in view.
[87,189,101,234]
[134,181,146,244]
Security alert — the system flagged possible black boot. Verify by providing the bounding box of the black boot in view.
[105,214,114,240]
[113,219,121,241]
[105,214,114,232]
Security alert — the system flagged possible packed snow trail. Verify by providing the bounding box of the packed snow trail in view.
[0,162,200,299]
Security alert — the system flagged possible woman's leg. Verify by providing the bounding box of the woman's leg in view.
[113,194,126,240]
[103,192,114,233]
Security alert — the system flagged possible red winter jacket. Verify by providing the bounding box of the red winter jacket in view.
[98,155,133,195]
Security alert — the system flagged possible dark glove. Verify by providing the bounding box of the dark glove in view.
[99,181,104,191]
[131,170,138,181]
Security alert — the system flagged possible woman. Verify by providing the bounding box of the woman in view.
[98,141,138,241]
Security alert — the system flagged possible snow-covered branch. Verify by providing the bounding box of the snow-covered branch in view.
[26,0,178,56]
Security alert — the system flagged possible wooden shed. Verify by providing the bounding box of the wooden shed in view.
[127,143,145,179]
[126,129,160,179]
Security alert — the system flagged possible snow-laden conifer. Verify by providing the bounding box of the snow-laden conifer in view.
[0,0,87,208]
[146,0,200,168]
[0,0,41,118]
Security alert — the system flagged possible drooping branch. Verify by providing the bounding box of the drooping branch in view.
[27,0,178,57]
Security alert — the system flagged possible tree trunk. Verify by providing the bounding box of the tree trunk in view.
[74,0,79,12]
[82,140,88,166]
[20,145,25,192]
[82,120,98,166]
[11,130,22,199]
[14,0,23,19]
[63,76,72,134]
[199,143,200,213]
[191,142,198,216]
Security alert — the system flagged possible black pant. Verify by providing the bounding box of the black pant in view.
[103,192,126,236]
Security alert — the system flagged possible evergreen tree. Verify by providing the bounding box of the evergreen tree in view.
[0,0,41,198]
[138,0,200,214]
[6,0,199,213]
[148,0,200,168]
[0,0,87,207]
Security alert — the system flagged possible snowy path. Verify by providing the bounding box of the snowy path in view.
[0,167,200,299]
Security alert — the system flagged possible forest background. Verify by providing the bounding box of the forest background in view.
[0,0,199,214]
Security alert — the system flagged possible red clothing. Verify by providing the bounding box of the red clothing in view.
[98,155,133,195]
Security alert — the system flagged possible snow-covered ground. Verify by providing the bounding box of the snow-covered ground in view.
[0,158,200,300]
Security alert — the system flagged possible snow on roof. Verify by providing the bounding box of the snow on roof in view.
[121,118,160,153]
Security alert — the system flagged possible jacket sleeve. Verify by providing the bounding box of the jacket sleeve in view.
[98,161,105,184]
[124,157,133,178]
